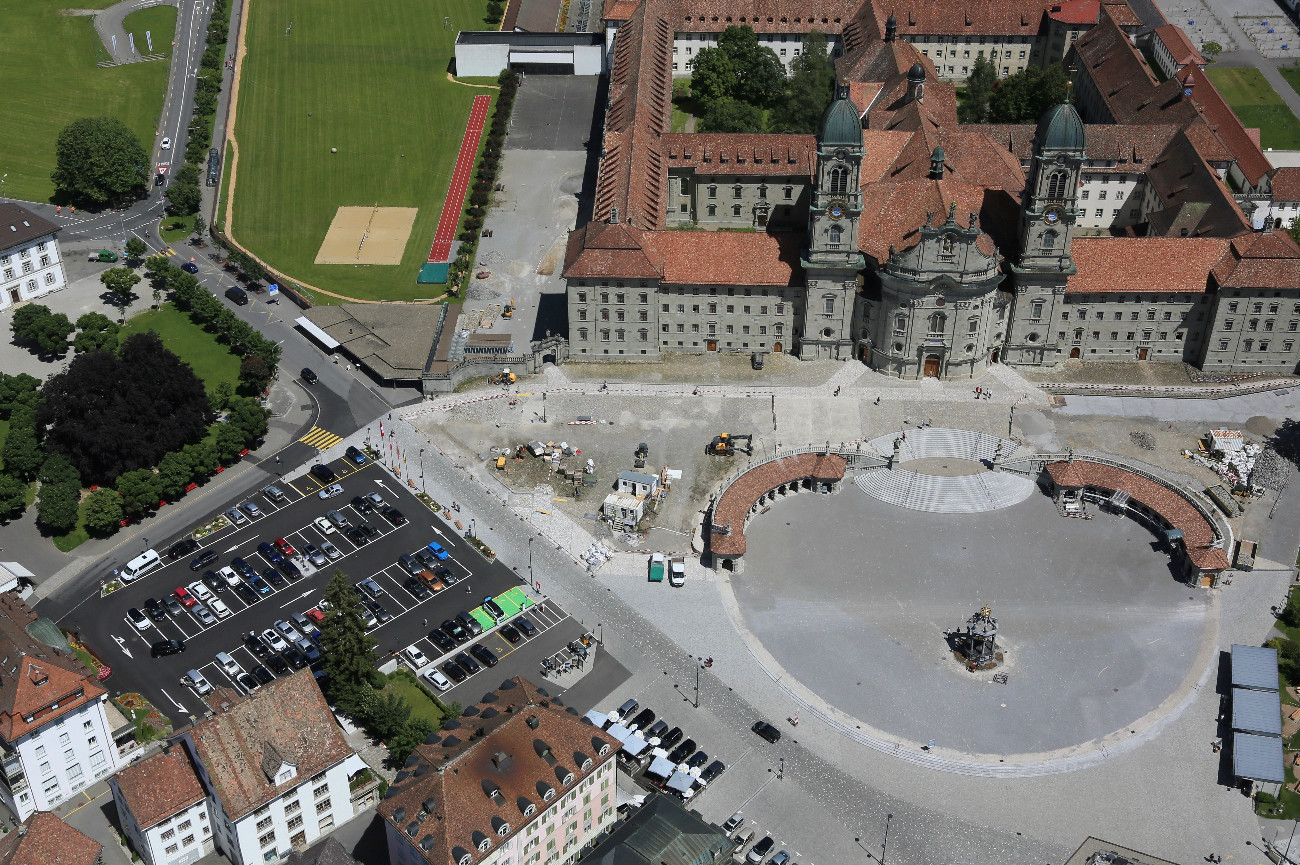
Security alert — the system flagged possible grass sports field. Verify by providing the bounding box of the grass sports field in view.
[1205,66,1300,150]
[0,0,170,203]
[229,0,491,303]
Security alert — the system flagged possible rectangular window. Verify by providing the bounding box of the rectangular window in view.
[257,817,273,831]
[161,829,176,841]
[1080,190,1089,200]
[1219,339,1230,350]
[182,836,195,847]
[1126,332,1135,341]
[1094,209,1103,218]
[287,815,303,830]
[259,832,275,847]
[165,845,179,856]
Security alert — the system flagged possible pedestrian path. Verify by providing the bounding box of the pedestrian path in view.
[299,426,343,450]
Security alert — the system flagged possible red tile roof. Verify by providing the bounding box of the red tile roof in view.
[865,0,1050,36]
[1069,237,1229,293]
[1101,0,1143,26]
[377,678,620,865]
[563,221,665,280]
[1154,24,1204,68]
[1270,167,1300,200]
[0,813,102,865]
[661,133,817,176]
[0,596,105,742]
[1212,230,1300,289]
[1048,0,1100,25]
[113,747,207,829]
[711,453,847,556]
[655,230,805,285]
[188,670,354,821]
[1045,461,1230,569]
[667,0,857,34]
[602,0,639,20]
[857,177,1016,262]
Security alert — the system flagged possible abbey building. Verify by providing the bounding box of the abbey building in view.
[562,0,1300,377]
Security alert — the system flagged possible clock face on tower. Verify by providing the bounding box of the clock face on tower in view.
[835,149,848,161]
[828,201,846,219]
[1044,207,1062,225]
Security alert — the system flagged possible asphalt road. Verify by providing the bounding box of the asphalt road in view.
[54,450,568,721]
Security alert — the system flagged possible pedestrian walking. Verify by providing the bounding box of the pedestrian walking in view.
[422,618,428,627]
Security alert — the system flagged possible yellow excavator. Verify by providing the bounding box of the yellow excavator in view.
[705,432,753,456]
[489,367,516,386]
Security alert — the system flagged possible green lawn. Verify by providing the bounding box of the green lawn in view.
[121,5,176,58]
[380,670,445,726]
[1205,66,1300,150]
[160,213,196,242]
[121,305,241,391]
[229,0,489,302]
[0,0,170,203]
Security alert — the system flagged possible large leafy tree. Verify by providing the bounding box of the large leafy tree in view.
[81,487,123,535]
[73,313,120,355]
[226,396,269,443]
[388,717,436,764]
[1,407,43,482]
[115,468,162,516]
[769,31,836,134]
[0,373,40,416]
[51,117,149,205]
[35,482,79,534]
[319,569,378,706]
[238,356,273,395]
[124,237,147,262]
[157,452,193,500]
[38,332,213,484]
[11,305,73,356]
[959,55,997,123]
[988,63,1071,124]
[701,99,766,133]
[182,441,220,478]
[0,475,28,522]
[691,25,786,129]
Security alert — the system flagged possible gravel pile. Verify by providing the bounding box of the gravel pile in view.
[1251,446,1292,491]
[1130,431,1156,451]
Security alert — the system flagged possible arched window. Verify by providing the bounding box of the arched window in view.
[732,205,742,217]
[1046,170,1067,200]
[828,225,843,248]
[928,312,946,334]
[1041,230,1058,252]
[829,166,848,195]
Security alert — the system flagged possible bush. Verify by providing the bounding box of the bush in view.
[36,481,80,534]
[469,189,489,207]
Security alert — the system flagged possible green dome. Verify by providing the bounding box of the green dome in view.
[1036,101,1085,152]
[820,93,863,148]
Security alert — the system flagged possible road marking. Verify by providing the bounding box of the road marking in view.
[282,590,313,608]
[224,543,243,553]
[111,635,134,658]
[300,426,343,450]
[429,525,445,537]
[159,687,187,711]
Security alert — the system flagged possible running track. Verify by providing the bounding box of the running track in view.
[427,94,491,263]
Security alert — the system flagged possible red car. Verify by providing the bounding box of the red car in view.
[304,608,325,624]
[274,537,296,557]
[173,587,196,608]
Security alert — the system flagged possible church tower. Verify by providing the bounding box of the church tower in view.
[800,86,865,361]
[1006,98,1085,367]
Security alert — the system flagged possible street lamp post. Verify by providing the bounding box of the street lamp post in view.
[597,622,603,644]
[855,814,894,865]
[542,392,547,423]
[470,518,476,539]
[694,662,700,708]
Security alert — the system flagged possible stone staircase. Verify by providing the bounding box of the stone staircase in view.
[867,427,1020,463]
[854,468,1035,513]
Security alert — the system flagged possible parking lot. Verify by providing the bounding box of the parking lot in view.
[74,450,584,720]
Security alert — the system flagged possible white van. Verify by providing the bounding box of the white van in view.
[121,549,162,583]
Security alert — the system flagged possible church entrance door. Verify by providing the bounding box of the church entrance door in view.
[923,355,941,377]
[773,342,782,353]
[1069,347,1080,359]
[706,340,717,352]
[1137,348,1149,360]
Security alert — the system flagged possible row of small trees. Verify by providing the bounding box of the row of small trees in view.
[958,58,1071,124]
[448,70,520,289]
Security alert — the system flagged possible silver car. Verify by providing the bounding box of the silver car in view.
[274,620,302,644]
[319,540,342,560]
[193,604,216,626]
[240,501,261,518]
[225,508,248,526]
[302,544,328,568]
[261,629,289,653]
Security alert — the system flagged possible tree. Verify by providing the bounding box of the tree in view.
[0,373,40,416]
[36,482,79,534]
[690,25,786,124]
[73,312,120,355]
[38,332,213,484]
[182,441,220,478]
[193,215,206,237]
[11,304,73,355]
[319,569,377,701]
[959,55,997,123]
[701,98,766,133]
[1289,216,1300,249]
[215,422,248,464]
[165,181,202,216]
[238,356,273,395]
[225,395,269,443]
[0,474,28,522]
[367,692,412,742]
[157,451,193,500]
[1,407,43,482]
[51,117,149,205]
[115,468,162,516]
[211,381,234,411]
[39,454,81,487]
[81,487,123,534]
[124,237,147,261]
[100,266,141,310]
[768,31,836,134]
[388,717,436,764]
[1201,40,1222,61]
[988,64,1071,124]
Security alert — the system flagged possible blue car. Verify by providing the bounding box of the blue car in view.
[257,542,284,565]
[248,576,272,595]
[232,557,258,581]
[344,445,367,465]
[426,541,450,561]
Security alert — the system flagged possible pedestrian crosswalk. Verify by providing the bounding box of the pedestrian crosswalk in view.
[299,426,342,450]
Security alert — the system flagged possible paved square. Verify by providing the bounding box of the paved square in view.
[731,487,1213,756]
[314,206,417,265]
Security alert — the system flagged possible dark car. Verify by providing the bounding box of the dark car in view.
[442,661,467,683]
[751,721,781,743]
[262,568,285,587]
[667,739,696,764]
[301,368,319,385]
[500,624,522,643]
[344,526,368,546]
[749,837,775,863]
[429,629,456,653]
[232,557,258,580]
[266,654,289,675]
[659,727,683,750]
[233,582,258,605]
[357,521,380,539]
[344,445,366,464]
[414,548,438,569]
[435,566,457,586]
[453,652,480,674]
[278,559,301,580]
[181,261,199,274]
[381,506,406,526]
[257,542,284,565]
[189,550,218,571]
[163,596,185,617]
[251,664,275,685]
[310,464,337,483]
[685,750,709,769]
[249,576,272,595]
[628,709,655,730]
[470,644,498,667]
[364,599,391,624]
[515,616,537,637]
[441,619,470,644]
[700,760,725,783]
[201,571,226,594]
[144,598,166,621]
[282,647,308,669]
[245,634,270,658]
[168,539,200,560]
[351,495,374,514]
[150,639,185,658]
[404,577,430,599]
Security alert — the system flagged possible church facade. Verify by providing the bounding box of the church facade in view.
[562,0,1300,378]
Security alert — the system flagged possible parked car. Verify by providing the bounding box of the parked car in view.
[186,581,214,603]
[313,517,337,535]
[237,672,261,694]
[282,646,308,669]
[295,638,321,663]
[722,812,744,834]
[442,661,467,683]
[700,760,726,784]
[245,634,270,658]
[357,521,380,539]
[257,541,284,565]
[685,750,709,769]
[398,554,423,576]
[747,837,775,865]
[426,541,450,560]
[453,652,480,675]
[364,492,384,509]
[457,612,482,636]
[483,597,506,621]
[404,577,430,599]
[201,571,226,594]
[318,484,344,500]
[290,612,319,638]
[424,668,452,691]
[224,507,247,526]
[440,619,469,644]
[500,624,522,643]
[233,583,258,604]
[209,598,231,618]
[303,544,328,567]
[249,576,272,595]
[183,669,213,695]
[216,566,241,587]
[189,550,218,571]
[251,665,275,685]
[164,596,185,617]
[364,600,391,624]
[173,587,196,608]
[515,616,537,637]
[262,568,284,587]
[168,539,200,560]
[628,709,656,732]
[658,727,683,750]
[344,445,366,464]
[319,540,342,559]
[403,645,429,668]
[326,510,350,529]
[358,578,384,598]
[263,485,287,503]
[429,629,456,653]
[470,644,498,668]
[344,526,368,546]
[232,557,258,580]
[216,652,242,678]
[143,598,166,621]
[193,604,216,626]
[751,721,781,743]
[150,639,185,658]
[351,494,374,514]
[261,629,289,653]
[265,654,289,675]
[274,538,296,557]
[381,506,406,526]
[310,464,337,483]
[274,620,303,645]
[239,501,261,518]
[278,559,301,581]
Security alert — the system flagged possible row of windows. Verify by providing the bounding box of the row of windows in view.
[574,287,784,300]
[0,242,47,265]
[2,273,57,291]
[1218,339,1292,352]
[578,324,787,341]
[1063,309,1201,322]
[698,185,795,200]
[894,313,982,334]
[911,34,1034,44]
[1063,330,1186,342]
[664,302,782,315]
[1223,318,1297,332]
[1227,301,1297,314]
[927,48,1027,60]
